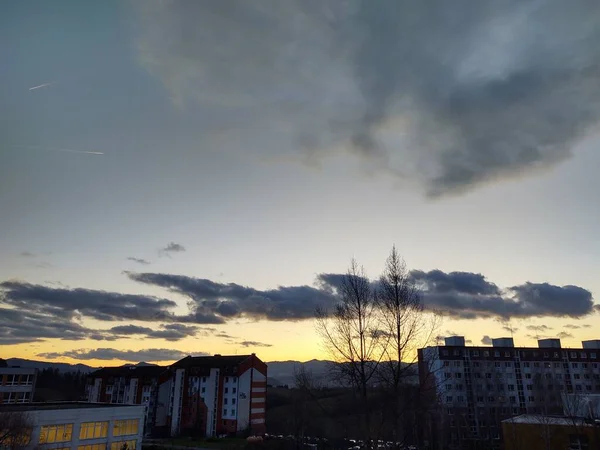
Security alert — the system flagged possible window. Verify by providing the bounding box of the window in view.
[476,396,484,402]
[487,396,495,402]
[475,373,482,378]
[554,362,560,368]
[224,387,229,393]
[79,444,107,450]
[231,398,236,405]
[457,396,464,403]
[543,352,549,358]
[525,373,532,379]
[534,362,540,368]
[446,384,452,391]
[442,350,449,356]
[524,362,530,368]
[504,352,510,357]
[581,353,587,359]
[509,396,516,403]
[453,350,460,356]
[583,363,588,369]
[591,353,597,360]
[505,362,512,368]
[474,362,480,367]
[494,351,500,357]
[224,398,228,404]
[456,384,463,390]
[554,352,559,358]
[508,384,515,391]
[39,424,73,444]
[473,351,479,357]
[231,409,236,416]
[586,385,592,391]
[571,352,577,358]
[443,361,450,367]
[576,385,582,391]
[113,419,139,437]
[19,374,32,385]
[454,361,461,367]
[225,377,229,382]
[572,363,579,369]
[485,373,492,379]
[527,396,535,402]
[444,372,451,379]
[455,373,462,379]
[574,374,581,380]
[110,440,136,450]
[494,362,501,368]
[526,385,533,391]
[80,422,108,440]
[232,387,236,394]
[569,434,589,450]
[483,351,490,357]
[201,387,205,393]
[223,409,228,415]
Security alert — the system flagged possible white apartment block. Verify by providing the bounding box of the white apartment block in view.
[0,402,145,450]
[419,336,600,448]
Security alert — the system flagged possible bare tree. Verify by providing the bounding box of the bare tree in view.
[375,246,441,446]
[0,412,33,450]
[316,259,383,448]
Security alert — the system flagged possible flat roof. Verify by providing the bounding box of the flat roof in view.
[0,402,143,413]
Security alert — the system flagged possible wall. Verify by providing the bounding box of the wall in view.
[502,421,600,450]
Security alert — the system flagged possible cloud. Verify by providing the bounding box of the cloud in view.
[410,270,594,319]
[557,331,574,339]
[19,252,35,258]
[132,0,600,197]
[238,340,273,348]
[159,242,186,257]
[502,325,519,333]
[108,323,202,341]
[481,335,492,345]
[37,348,207,363]
[583,324,593,328]
[526,325,553,331]
[564,324,581,329]
[127,257,151,265]
[0,281,178,322]
[127,272,338,322]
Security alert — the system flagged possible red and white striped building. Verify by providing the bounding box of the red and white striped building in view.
[154,354,267,437]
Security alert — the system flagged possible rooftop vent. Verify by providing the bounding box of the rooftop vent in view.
[444,336,465,346]
[492,337,514,348]
[538,338,561,348]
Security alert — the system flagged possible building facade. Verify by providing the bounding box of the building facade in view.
[0,402,145,450]
[418,336,600,449]
[0,367,37,404]
[154,354,267,438]
[85,366,164,435]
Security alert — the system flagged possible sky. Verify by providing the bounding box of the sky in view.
[1,0,599,367]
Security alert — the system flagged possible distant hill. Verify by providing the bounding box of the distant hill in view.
[3,358,156,373]
[267,359,334,387]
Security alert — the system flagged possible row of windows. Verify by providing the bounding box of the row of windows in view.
[39,419,139,444]
[200,386,237,394]
[446,395,538,403]
[1,392,31,403]
[445,360,600,370]
[79,443,136,450]
[222,408,236,416]
[442,349,598,359]
[1,374,34,385]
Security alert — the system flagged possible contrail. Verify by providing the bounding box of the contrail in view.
[10,144,104,156]
[29,82,54,91]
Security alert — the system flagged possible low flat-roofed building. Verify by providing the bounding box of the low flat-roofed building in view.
[0,402,145,450]
[502,414,600,450]
[0,367,37,404]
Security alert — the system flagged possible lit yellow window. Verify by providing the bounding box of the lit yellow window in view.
[110,439,137,450]
[78,444,107,450]
[39,424,73,443]
[112,419,139,437]
[79,421,109,440]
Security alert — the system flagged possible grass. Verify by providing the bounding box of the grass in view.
[146,437,248,450]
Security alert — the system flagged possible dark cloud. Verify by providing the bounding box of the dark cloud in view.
[159,242,186,256]
[583,324,593,328]
[133,0,600,196]
[238,340,273,348]
[481,336,492,345]
[127,257,151,265]
[410,270,594,319]
[564,324,581,329]
[0,281,177,322]
[19,252,35,258]
[502,325,519,333]
[0,307,118,345]
[557,331,574,339]
[127,272,337,322]
[37,348,207,363]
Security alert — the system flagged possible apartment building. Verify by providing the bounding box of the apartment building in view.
[0,402,145,450]
[85,365,164,434]
[0,366,37,404]
[418,336,600,449]
[154,354,267,438]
